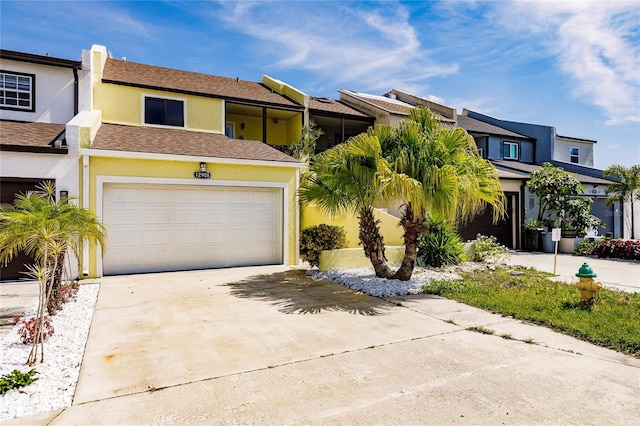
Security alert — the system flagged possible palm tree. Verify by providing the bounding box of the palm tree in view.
[376,107,506,280]
[299,133,418,278]
[0,182,105,364]
[604,164,640,239]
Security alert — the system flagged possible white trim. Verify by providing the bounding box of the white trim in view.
[141,93,187,129]
[503,141,519,160]
[95,175,289,277]
[295,167,301,265]
[82,155,90,276]
[79,147,304,169]
[570,146,580,164]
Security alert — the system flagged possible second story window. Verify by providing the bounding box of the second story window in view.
[144,96,184,127]
[0,71,35,111]
[503,141,518,160]
[570,147,580,163]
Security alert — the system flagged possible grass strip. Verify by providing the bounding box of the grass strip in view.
[421,267,640,357]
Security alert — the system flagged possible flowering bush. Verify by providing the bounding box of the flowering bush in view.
[469,234,510,263]
[300,224,347,268]
[14,315,55,345]
[593,239,640,261]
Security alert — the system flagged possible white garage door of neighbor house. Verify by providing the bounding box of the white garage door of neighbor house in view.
[102,183,283,275]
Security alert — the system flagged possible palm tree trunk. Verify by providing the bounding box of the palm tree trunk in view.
[393,203,425,281]
[47,250,66,315]
[358,206,393,278]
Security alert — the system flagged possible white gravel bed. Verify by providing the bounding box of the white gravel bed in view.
[0,283,99,420]
[313,265,462,297]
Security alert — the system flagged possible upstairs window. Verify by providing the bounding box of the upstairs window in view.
[570,147,580,163]
[144,96,184,127]
[477,147,484,158]
[0,71,35,111]
[503,141,518,160]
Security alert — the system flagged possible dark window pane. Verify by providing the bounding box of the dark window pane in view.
[165,99,184,126]
[144,98,165,124]
[144,97,184,126]
[4,75,16,89]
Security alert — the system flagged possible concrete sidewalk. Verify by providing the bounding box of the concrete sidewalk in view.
[505,251,640,293]
[0,280,38,338]
[6,265,638,425]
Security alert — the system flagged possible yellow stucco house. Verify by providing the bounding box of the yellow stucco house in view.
[77,45,304,277]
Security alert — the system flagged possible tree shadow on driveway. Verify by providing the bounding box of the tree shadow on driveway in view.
[226,269,392,316]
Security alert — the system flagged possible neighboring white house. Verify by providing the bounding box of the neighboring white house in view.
[554,135,596,167]
[0,49,86,280]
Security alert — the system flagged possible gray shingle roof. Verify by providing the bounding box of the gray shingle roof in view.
[309,97,373,118]
[102,59,303,109]
[492,160,612,185]
[91,124,300,164]
[457,115,532,139]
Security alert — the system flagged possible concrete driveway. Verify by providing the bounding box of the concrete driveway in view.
[11,265,640,425]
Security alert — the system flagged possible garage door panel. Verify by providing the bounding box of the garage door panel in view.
[228,190,252,203]
[110,229,142,245]
[173,189,200,204]
[103,183,283,275]
[253,191,275,203]
[141,208,168,224]
[108,208,143,224]
[173,209,200,224]
[143,188,170,203]
[110,187,142,202]
[142,229,172,245]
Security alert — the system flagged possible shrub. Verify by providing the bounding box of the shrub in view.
[58,280,80,304]
[417,217,465,267]
[574,238,600,257]
[0,369,39,395]
[469,234,509,263]
[593,239,640,261]
[300,224,347,268]
[14,315,54,345]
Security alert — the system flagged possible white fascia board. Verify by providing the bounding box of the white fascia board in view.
[338,89,409,116]
[79,148,304,169]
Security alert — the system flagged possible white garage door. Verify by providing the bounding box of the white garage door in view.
[102,183,283,275]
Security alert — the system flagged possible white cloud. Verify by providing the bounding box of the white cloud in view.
[499,1,640,125]
[215,1,458,95]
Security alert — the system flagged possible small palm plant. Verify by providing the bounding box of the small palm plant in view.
[0,182,105,365]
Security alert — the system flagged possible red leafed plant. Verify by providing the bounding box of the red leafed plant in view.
[593,239,640,261]
[58,281,80,304]
[13,316,55,345]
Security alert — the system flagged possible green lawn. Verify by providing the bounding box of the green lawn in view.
[421,267,640,357]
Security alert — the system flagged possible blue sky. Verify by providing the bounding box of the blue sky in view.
[2,0,638,169]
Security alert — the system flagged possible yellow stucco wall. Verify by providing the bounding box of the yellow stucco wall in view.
[319,247,405,271]
[225,112,300,146]
[266,119,289,145]
[300,204,404,248]
[227,113,262,141]
[286,115,303,146]
[83,155,299,276]
[94,83,223,133]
